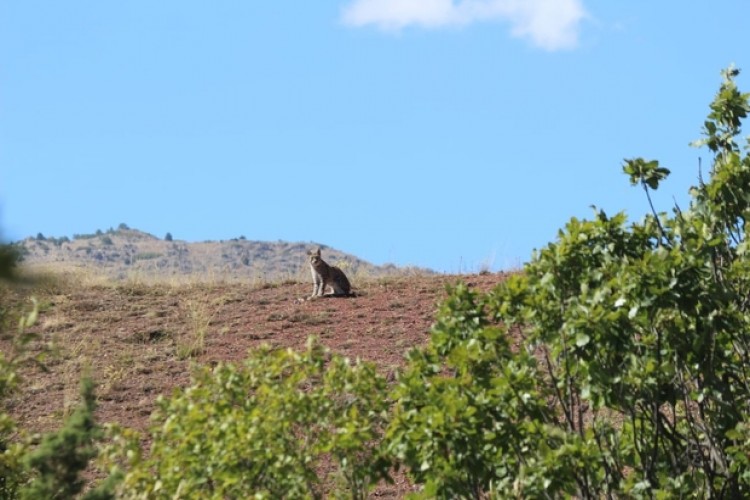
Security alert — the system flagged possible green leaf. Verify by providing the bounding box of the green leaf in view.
[575,333,591,347]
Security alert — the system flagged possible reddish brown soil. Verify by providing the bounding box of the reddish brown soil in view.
[2,272,506,497]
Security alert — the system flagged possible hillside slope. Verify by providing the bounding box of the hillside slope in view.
[15,227,430,283]
[2,272,504,496]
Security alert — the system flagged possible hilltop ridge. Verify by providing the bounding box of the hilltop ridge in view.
[15,225,431,283]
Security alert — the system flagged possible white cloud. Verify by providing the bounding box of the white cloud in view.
[340,0,588,51]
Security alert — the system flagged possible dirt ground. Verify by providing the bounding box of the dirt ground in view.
[1,272,507,496]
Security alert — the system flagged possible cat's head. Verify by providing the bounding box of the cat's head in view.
[307,247,322,264]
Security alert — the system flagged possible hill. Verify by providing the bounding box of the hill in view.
[14,226,430,283]
[1,271,505,497]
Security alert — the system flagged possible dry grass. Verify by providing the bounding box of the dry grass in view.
[18,230,434,285]
[176,293,228,359]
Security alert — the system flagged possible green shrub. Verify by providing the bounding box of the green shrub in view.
[386,66,750,497]
[132,252,161,261]
[0,245,20,280]
[119,339,391,498]
[0,304,38,498]
[21,379,115,500]
[385,283,574,498]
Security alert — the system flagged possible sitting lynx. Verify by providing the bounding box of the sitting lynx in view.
[307,247,352,298]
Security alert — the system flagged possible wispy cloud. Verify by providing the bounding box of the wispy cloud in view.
[340,0,588,51]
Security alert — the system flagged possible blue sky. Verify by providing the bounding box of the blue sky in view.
[1,1,748,273]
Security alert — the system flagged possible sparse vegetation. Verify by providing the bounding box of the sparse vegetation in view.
[175,294,225,360]
[15,233,427,284]
[132,252,161,262]
[73,233,98,241]
[0,298,114,498]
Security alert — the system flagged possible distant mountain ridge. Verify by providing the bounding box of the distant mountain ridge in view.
[14,226,431,283]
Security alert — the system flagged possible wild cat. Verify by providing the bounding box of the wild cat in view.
[307,247,353,298]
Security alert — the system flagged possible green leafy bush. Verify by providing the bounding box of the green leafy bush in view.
[21,379,114,500]
[0,305,38,498]
[386,66,750,497]
[385,283,579,498]
[119,339,391,498]
[0,245,20,281]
